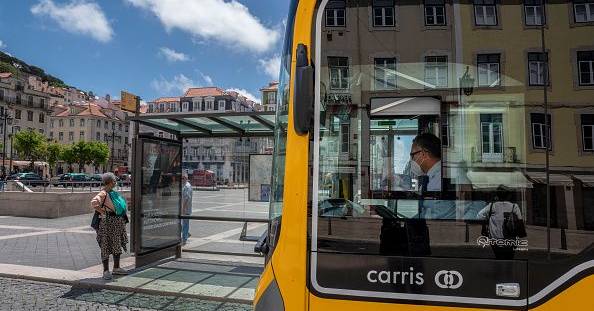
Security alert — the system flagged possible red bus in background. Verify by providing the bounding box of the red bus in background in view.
[191,170,215,187]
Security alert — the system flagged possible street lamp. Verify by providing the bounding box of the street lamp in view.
[1,108,13,177]
[459,66,475,97]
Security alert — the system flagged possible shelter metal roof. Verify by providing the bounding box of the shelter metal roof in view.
[127,111,277,138]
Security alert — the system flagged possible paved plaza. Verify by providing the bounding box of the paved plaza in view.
[0,189,266,273]
[0,189,268,308]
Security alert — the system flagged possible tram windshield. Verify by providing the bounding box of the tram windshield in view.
[311,0,594,263]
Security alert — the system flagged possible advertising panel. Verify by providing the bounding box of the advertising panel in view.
[138,138,182,254]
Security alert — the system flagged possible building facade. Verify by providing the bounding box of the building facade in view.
[260,81,278,112]
[50,102,130,174]
[0,72,52,173]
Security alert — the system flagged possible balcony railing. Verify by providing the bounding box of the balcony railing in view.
[0,96,50,111]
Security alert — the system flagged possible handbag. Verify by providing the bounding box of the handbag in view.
[481,203,494,237]
[90,193,107,230]
[503,204,527,238]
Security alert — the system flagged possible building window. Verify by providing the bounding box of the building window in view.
[59,132,64,141]
[125,137,129,144]
[474,0,497,26]
[59,119,64,127]
[119,124,122,131]
[112,122,115,130]
[531,113,552,149]
[68,132,74,141]
[49,132,54,139]
[104,133,108,142]
[97,120,101,127]
[525,0,545,26]
[50,120,54,128]
[374,58,397,90]
[80,131,85,141]
[341,123,350,153]
[80,119,85,127]
[26,111,33,121]
[125,125,129,132]
[15,109,21,120]
[441,114,450,147]
[424,56,448,88]
[574,0,594,23]
[578,51,594,85]
[528,52,548,86]
[326,1,346,27]
[480,114,503,162]
[425,0,446,25]
[69,119,74,127]
[0,90,3,100]
[182,102,188,111]
[218,100,225,111]
[96,132,101,140]
[373,0,395,27]
[581,114,594,151]
[158,131,163,138]
[28,95,33,106]
[39,113,44,123]
[328,56,349,90]
[477,53,501,86]
[38,129,44,134]
[104,121,108,129]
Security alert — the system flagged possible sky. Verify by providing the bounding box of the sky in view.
[0,0,290,103]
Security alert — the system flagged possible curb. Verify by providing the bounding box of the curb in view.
[0,272,252,305]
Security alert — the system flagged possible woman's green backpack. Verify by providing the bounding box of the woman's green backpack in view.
[108,190,127,216]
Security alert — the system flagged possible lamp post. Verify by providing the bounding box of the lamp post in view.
[1,108,13,177]
[8,133,13,175]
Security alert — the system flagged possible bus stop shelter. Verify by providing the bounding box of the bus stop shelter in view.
[127,111,276,267]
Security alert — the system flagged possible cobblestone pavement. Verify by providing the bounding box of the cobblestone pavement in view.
[0,277,252,311]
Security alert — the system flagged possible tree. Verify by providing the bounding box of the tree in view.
[60,145,76,173]
[71,141,93,172]
[88,141,109,170]
[46,142,62,176]
[13,130,47,168]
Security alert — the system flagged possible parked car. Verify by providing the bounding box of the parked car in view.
[59,173,88,187]
[88,174,102,186]
[8,172,49,187]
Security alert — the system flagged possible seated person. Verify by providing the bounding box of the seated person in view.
[409,133,442,191]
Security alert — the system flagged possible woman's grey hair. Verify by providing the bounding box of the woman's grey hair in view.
[102,172,117,185]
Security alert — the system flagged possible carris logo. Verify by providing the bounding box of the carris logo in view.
[434,270,463,289]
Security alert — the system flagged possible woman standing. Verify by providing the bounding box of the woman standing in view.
[91,172,128,280]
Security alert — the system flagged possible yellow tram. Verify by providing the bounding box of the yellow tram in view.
[254,0,594,310]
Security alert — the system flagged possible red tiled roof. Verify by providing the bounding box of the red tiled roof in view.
[79,104,107,118]
[51,103,108,118]
[153,97,180,103]
[260,81,279,91]
[184,87,224,97]
[0,72,13,79]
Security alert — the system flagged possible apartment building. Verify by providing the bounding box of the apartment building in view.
[50,102,130,173]
[0,72,51,168]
